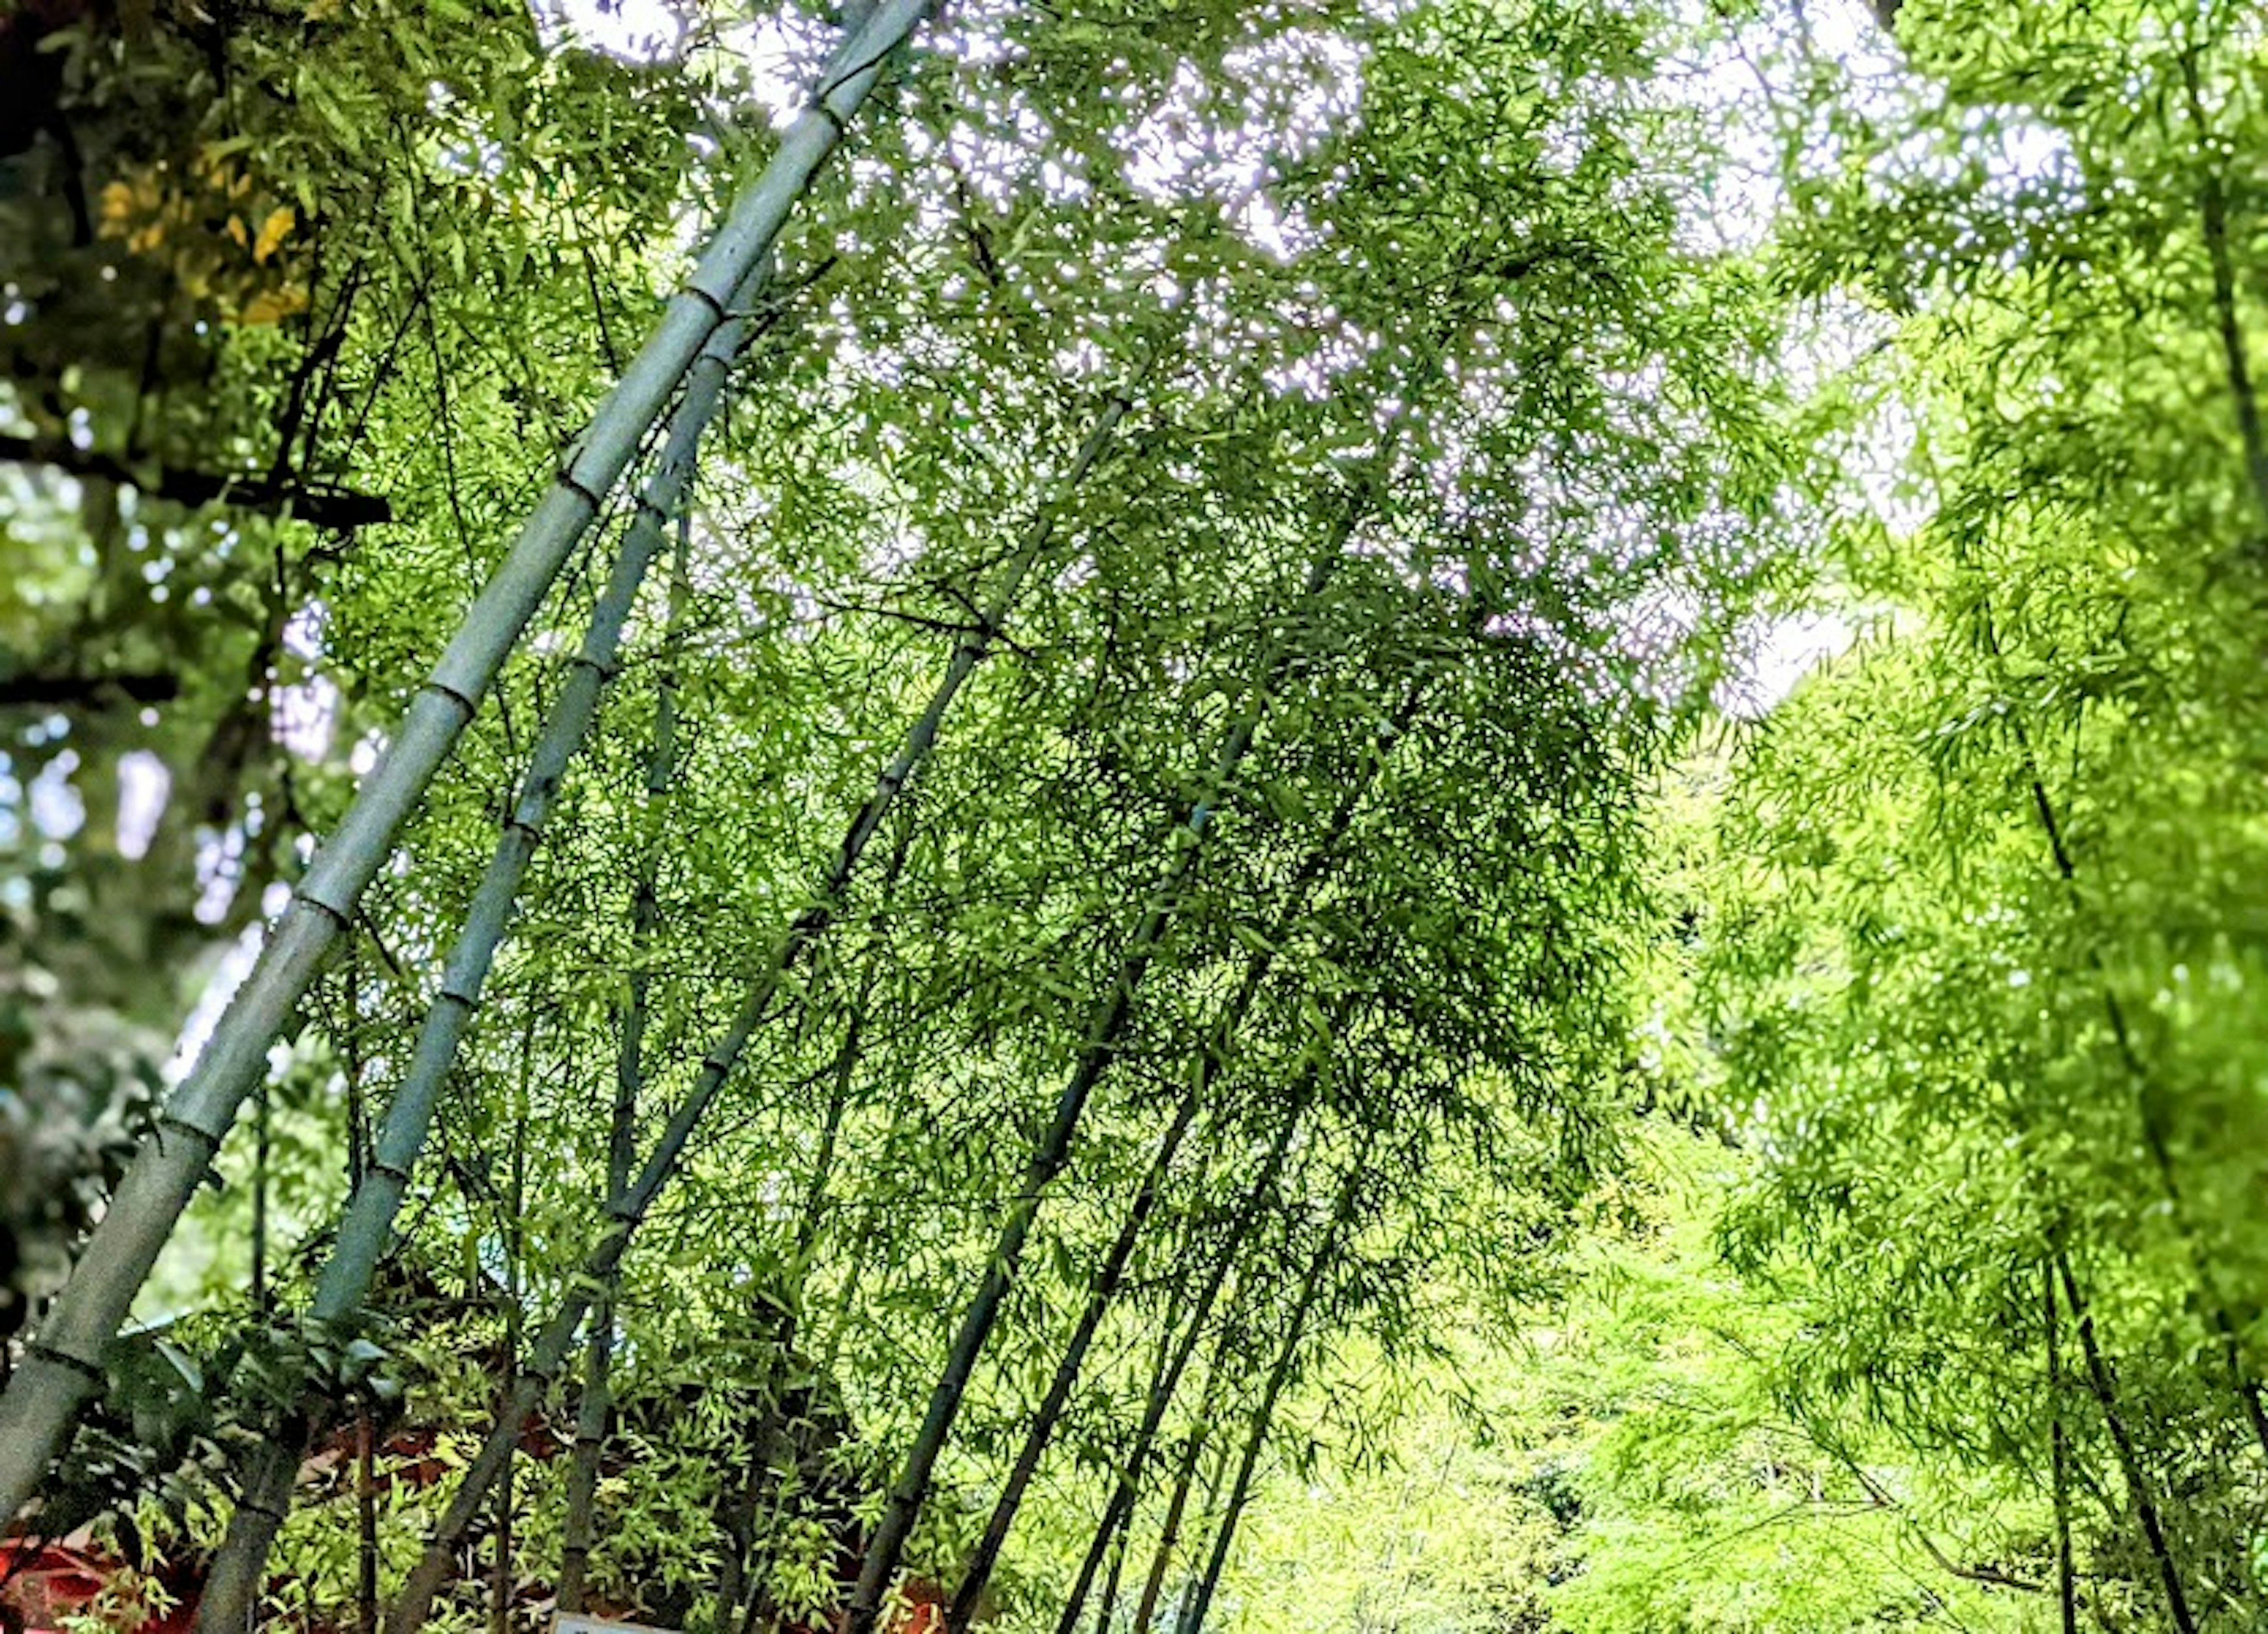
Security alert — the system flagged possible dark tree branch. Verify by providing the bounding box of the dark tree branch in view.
[0,434,392,529]
[0,672,178,707]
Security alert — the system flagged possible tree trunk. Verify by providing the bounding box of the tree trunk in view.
[1172,1167,1359,1634]
[2177,48,2268,530]
[948,1093,1200,1626]
[946,647,1425,1623]
[385,397,1129,1634]
[491,1057,532,1634]
[0,0,939,1519]
[356,1411,380,1634]
[2054,1252,2195,1634]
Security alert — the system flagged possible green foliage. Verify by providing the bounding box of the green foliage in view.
[7,0,2266,1629]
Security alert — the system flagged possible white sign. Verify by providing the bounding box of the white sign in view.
[555,1615,682,1634]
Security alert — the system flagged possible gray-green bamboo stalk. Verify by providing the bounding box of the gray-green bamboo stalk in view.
[947,1092,1200,1628]
[561,500,699,1618]
[1130,1396,1217,1634]
[384,397,1130,1634]
[187,267,765,1634]
[0,0,939,1523]
[1051,1108,1301,1634]
[1055,1294,1188,1634]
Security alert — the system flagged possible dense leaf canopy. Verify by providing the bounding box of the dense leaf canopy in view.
[2,0,2266,1629]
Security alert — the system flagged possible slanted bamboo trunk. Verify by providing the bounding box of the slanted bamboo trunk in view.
[1979,590,2268,1465]
[561,489,700,1622]
[489,1111,527,1634]
[947,647,1424,1626]
[0,0,943,1524]
[845,540,1355,1634]
[1130,1382,1220,1634]
[1052,1109,1302,1634]
[1172,1167,1361,1634]
[1054,1316,1182,1634]
[1090,1512,1130,1634]
[385,398,1129,1634]
[2054,1251,2195,1634]
[948,1094,1200,1626]
[190,265,768,1634]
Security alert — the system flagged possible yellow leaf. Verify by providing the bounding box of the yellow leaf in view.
[226,214,249,248]
[239,284,308,326]
[99,181,136,233]
[252,206,294,265]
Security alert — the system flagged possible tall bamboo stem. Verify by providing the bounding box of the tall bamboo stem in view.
[947,1093,1200,1626]
[189,265,769,1634]
[1172,1167,1360,1634]
[386,398,1129,1634]
[561,474,701,1621]
[0,0,941,1523]
[1051,1109,1302,1634]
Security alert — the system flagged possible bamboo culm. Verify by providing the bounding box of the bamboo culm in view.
[1091,1509,1131,1634]
[187,265,767,1634]
[947,1093,1201,1628]
[1054,1305,1188,1634]
[562,487,700,1620]
[1130,1378,1221,1634]
[0,0,940,1523]
[845,544,1350,1634]
[1051,1109,1302,1634]
[384,398,1130,1634]
[1976,589,2268,1464]
[2054,1252,2196,1634]
[1172,1167,1361,1634]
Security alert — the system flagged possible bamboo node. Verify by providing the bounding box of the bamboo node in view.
[25,1340,107,1383]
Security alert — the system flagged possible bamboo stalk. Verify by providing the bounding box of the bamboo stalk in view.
[1054,1309,1185,1634]
[1130,1409,1214,1634]
[2045,1261,2077,1634]
[561,453,702,1623]
[1172,1167,1361,1634]
[946,713,1409,1626]
[947,1093,1200,1626]
[384,397,1130,1634]
[188,264,767,1634]
[1051,1110,1301,1634]
[0,0,941,1524]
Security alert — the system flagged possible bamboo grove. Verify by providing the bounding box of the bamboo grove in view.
[2,0,2267,1629]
